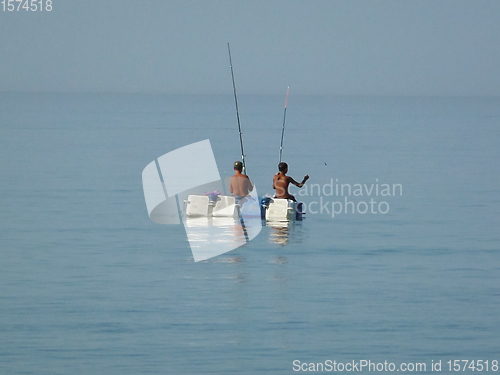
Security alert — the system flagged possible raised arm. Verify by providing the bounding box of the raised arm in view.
[290,175,309,188]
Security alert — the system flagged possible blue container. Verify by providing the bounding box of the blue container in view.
[259,197,273,219]
[296,202,304,221]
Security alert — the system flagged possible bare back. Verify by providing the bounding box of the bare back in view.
[230,172,253,197]
[273,172,294,199]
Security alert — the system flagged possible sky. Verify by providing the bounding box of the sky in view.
[1,0,500,96]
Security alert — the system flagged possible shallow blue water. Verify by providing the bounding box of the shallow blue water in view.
[1,93,499,374]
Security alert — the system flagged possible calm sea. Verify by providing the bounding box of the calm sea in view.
[1,93,499,374]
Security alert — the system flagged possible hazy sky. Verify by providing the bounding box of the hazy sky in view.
[1,0,499,95]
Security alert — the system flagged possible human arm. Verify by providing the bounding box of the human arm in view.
[247,175,254,192]
[290,175,309,188]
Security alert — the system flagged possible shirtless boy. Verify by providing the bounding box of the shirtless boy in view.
[230,161,253,201]
[273,162,309,202]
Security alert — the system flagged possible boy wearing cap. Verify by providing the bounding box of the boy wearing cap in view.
[230,161,253,201]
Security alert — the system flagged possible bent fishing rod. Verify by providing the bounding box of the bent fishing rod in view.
[227,43,247,175]
[279,87,290,164]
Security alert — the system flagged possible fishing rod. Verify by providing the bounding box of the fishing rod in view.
[279,87,290,164]
[227,43,247,175]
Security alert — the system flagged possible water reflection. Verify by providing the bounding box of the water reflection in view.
[183,216,261,262]
[217,256,245,264]
[269,256,288,264]
[266,220,305,246]
[267,220,293,245]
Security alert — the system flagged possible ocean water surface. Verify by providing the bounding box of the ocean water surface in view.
[1,93,499,374]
